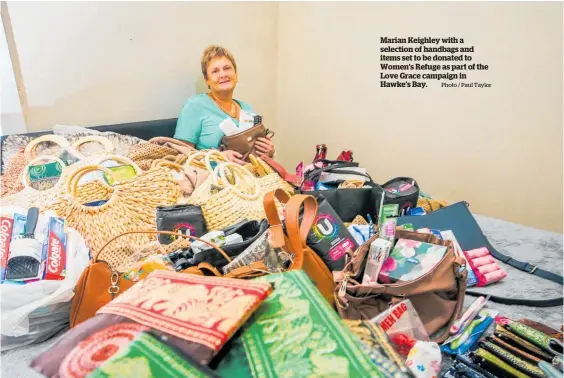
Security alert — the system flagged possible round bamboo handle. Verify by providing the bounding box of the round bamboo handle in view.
[185,151,208,170]
[94,230,232,264]
[72,136,115,153]
[214,162,260,200]
[65,164,116,199]
[64,156,140,196]
[21,155,66,188]
[151,159,185,172]
[95,155,142,174]
[24,135,71,161]
[204,150,228,172]
[175,154,188,165]
[254,155,275,175]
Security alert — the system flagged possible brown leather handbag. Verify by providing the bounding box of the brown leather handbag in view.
[219,124,274,161]
[69,230,234,328]
[333,229,468,343]
[263,189,337,306]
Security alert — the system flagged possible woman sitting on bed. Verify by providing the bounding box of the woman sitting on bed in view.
[174,45,276,165]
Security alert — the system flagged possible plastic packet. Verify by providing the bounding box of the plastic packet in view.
[441,308,499,356]
[371,299,430,356]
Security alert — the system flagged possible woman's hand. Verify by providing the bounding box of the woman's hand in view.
[255,136,275,157]
[221,150,247,165]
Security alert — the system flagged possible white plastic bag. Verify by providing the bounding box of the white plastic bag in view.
[0,206,90,350]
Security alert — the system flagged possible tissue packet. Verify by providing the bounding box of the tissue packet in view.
[378,238,447,284]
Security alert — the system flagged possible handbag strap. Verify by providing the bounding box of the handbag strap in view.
[306,164,374,184]
[94,230,232,264]
[283,194,318,270]
[262,189,318,264]
[261,156,301,186]
[263,189,291,248]
[313,159,359,167]
[183,262,224,277]
[148,137,193,148]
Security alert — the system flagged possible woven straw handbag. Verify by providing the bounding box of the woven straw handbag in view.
[1,135,72,197]
[187,161,266,230]
[1,135,116,198]
[43,164,181,262]
[1,155,69,209]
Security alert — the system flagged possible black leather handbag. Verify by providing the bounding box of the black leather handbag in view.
[298,161,384,223]
[190,219,269,269]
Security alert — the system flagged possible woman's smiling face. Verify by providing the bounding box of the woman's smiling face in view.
[206,56,238,93]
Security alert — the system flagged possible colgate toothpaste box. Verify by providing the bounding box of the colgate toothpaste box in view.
[43,217,67,280]
[0,217,14,281]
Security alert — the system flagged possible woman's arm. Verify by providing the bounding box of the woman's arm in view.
[174,101,202,148]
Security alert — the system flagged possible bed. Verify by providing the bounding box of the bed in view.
[2,213,561,377]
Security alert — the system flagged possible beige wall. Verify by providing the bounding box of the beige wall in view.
[276,2,563,233]
[5,1,278,133]
[4,2,563,232]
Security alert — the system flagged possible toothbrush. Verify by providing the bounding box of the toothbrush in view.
[451,295,490,335]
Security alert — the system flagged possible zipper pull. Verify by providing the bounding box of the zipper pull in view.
[338,274,349,298]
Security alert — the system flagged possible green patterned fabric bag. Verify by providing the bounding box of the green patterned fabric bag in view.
[87,331,220,378]
[212,270,389,378]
